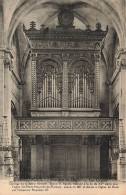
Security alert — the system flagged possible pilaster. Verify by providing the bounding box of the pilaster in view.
[31,53,37,108]
[62,54,69,109]
[94,53,101,109]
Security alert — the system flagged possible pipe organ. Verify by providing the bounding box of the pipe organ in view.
[36,59,95,109]
[36,60,62,108]
[69,61,94,108]
[21,8,114,181]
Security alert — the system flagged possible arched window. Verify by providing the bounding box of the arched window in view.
[36,60,62,108]
[68,60,94,108]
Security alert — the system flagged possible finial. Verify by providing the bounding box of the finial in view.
[30,21,36,29]
[96,22,102,31]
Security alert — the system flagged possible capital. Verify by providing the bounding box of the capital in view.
[95,136,102,145]
[62,53,69,61]
[94,53,101,62]
[31,53,37,61]
[4,51,13,70]
[82,136,88,145]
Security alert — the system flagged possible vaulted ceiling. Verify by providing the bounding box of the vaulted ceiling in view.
[1,0,126,48]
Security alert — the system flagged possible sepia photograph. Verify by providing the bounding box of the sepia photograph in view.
[0,0,126,194]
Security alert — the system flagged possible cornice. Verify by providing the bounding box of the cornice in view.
[24,26,107,42]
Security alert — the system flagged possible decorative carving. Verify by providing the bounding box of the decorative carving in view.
[59,120,72,130]
[17,119,117,131]
[87,121,98,130]
[99,121,112,130]
[94,53,100,108]
[95,42,100,49]
[73,120,86,130]
[19,121,32,129]
[29,135,36,145]
[21,136,32,146]
[47,121,58,130]
[32,121,46,129]
[31,53,37,61]
[96,22,102,31]
[4,51,13,71]
[82,136,88,145]
[95,136,101,145]
[111,136,118,146]
[94,53,101,62]
[30,21,36,30]
[31,59,37,107]
[62,54,69,61]
[30,40,102,50]
[24,22,107,42]
[58,6,74,27]
[43,136,50,145]
[4,57,13,70]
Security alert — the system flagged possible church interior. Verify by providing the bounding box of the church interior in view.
[0,0,126,181]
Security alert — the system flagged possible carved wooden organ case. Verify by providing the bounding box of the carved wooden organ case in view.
[24,19,107,111]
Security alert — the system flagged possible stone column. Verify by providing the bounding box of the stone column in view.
[31,53,37,109]
[94,136,101,178]
[36,136,44,179]
[0,50,14,180]
[81,136,88,178]
[43,136,50,178]
[94,53,101,109]
[117,49,126,181]
[62,54,69,109]
[4,51,13,144]
[31,136,37,179]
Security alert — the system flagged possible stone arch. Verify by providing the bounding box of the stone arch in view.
[69,57,94,73]
[38,56,62,72]
[7,0,124,48]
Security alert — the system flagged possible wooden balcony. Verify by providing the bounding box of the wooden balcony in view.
[16,117,118,135]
